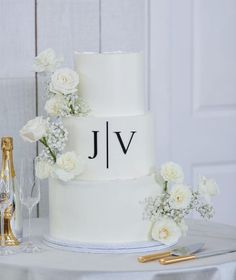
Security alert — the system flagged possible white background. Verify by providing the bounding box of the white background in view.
[0,0,235,225]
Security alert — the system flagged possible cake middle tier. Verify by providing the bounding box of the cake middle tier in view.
[63,113,155,180]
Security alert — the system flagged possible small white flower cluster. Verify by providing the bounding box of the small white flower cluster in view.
[36,118,68,164]
[45,92,90,117]
[20,116,47,143]
[53,152,85,182]
[19,49,89,182]
[143,162,219,245]
[46,119,68,156]
[33,48,63,73]
[35,150,84,182]
[20,115,84,182]
[34,49,90,117]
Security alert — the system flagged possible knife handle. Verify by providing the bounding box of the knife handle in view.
[159,255,197,265]
[138,252,171,263]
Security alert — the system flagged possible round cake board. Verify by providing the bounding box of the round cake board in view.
[43,234,176,254]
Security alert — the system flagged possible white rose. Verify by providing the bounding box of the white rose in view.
[169,184,192,209]
[160,162,184,183]
[49,68,79,95]
[20,116,47,143]
[35,159,53,179]
[151,218,181,245]
[198,176,219,203]
[44,94,66,116]
[33,48,63,73]
[53,152,84,182]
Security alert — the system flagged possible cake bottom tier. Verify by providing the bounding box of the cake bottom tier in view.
[49,175,161,243]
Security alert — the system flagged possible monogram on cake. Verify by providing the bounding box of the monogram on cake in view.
[48,52,161,244]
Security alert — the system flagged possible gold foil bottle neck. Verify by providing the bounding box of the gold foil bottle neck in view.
[1,137,13,151]
[1,137,15,178]
[0,136,19,246]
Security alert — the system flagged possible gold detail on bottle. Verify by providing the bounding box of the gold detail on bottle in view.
[0,137,19,246]
[0,205,19,246]
[1,137,15,178]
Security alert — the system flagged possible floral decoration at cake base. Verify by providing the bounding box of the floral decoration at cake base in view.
[143,162,219,245]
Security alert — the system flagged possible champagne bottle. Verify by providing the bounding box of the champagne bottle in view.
[0,137,22,244]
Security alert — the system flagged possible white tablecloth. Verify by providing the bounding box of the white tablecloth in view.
[0,218,236,280]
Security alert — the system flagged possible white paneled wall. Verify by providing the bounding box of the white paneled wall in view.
[101,0,145,51]
[0,0,36,215]
[0,0,36,164]
[170,0,236,225]
[0,0,236,225]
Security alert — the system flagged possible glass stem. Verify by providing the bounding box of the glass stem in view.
[28,207,32,244]
[1,209,5,247]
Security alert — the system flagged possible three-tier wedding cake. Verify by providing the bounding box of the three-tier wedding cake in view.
[20,49,218,252]
[48,52,160,244]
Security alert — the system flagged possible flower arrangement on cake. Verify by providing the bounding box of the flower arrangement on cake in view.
[20,49,88,182]
[144,162,219,245]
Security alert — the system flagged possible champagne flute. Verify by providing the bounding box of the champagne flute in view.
[20,158,41,253]
[0,160,15,255]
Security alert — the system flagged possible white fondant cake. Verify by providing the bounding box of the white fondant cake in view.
[49,52,160,245]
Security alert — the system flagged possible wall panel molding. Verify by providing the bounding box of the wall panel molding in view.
[192,0,236,115]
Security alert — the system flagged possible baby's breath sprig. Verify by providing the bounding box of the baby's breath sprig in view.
[37,118,68,164]
[143,162,218,244]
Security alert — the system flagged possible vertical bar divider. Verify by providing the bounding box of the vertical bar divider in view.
[34,0,40,218]
[106,121,109,169]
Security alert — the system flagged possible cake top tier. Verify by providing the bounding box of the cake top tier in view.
[74,52,145,116]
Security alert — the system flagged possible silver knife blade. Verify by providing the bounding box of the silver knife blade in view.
[197,248,236,259]
[159,248,236,265]
[172,242,204,256]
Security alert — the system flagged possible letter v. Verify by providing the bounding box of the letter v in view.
[114,131,137,154]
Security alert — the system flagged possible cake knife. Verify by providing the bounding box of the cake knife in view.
[137,243,204,263]
[159,248,236,265]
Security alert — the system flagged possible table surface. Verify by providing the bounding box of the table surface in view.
[0,218,236,280]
